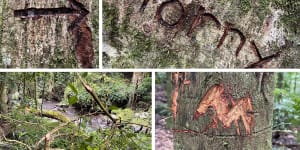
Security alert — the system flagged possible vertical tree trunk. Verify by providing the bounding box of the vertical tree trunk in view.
[0,73,8,113]
[22,73,26,106]
[128,72,144,108]
[276,73,283,101]
[34,72,38,109]
[47,72,54,101]
[172,72,274,150]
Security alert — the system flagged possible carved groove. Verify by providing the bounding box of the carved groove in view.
[155,0,185,28]
[193,83,254,135]
[140,1,283,68]
[14,0,94,68]
[187,6,221,37]
[140,0,150,12]
[246,51,282,68]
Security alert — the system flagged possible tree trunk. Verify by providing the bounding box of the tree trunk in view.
[0,73,8,113]
[171,72,274,150]
[103,0,300,68]
[128,72,144,108]
[34,72,38,109]
[0,0,98,68]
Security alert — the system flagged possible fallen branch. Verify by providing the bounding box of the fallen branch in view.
[34,122,71,150]
[26,108,71,123]
[77,73,116,123]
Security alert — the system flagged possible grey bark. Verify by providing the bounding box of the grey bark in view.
[172,72,274,150]
[0,0,98,68]
[103,0,299,68]
[128,72,144,108]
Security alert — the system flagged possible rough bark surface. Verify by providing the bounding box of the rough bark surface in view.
[0,0,98,68]
[103,0,299,68]
[171,72,274,150]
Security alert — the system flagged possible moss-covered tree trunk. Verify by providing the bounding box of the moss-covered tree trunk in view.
[171,72,274,149]
[103,0,299,68]
[0,0,99,68]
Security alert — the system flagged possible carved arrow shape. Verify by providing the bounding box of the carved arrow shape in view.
[14,0,94,68]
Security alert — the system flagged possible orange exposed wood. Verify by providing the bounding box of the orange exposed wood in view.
[193,83,254,135]
[171,72,179,120]
[171,72,190,121]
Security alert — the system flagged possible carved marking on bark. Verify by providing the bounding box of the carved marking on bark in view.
[171,72,190,121]
[217,22,246,57]
[139,1,283,68]
[14,0,94,68]
[140,0,150,12]
[193,83,254,135]
[155,0,185,29]
[187,6,221,37]
[246,41,282,68]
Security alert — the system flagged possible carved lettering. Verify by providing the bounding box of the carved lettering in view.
[187,6,221,37]
[217,22,246,57]
[155,0,185,28]
[139,1,283,68]
[246,41,282,68]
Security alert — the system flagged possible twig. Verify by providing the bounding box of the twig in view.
[117,121,151,129]
[34,121,71,150]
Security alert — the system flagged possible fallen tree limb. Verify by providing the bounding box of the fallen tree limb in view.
[34,122,70,150]
[26,108,71,123]
[77,73,116,123]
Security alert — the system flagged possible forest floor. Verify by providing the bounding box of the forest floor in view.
[155,84,174,150]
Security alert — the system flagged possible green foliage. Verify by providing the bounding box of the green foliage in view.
[156,72,167,84]
[2,107,151,150]
[273,73,300,130]
[155,103,171,117]
[64,73,133,110]
[136,76,152,103]
[112,108,150,126]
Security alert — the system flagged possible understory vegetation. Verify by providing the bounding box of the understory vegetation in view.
[0,72,152,150]
[273,73,300,149]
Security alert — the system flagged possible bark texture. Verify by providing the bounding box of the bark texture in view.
[103,0,300,68]
[171,72,274,150]
[0,0,98,68]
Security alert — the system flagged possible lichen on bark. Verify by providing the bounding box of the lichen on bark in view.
[103,0,300,68]
[0,0,98,68]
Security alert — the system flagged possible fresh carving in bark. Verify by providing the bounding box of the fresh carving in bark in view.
[217,22,246,57]
[193,83,254,135]
[246,41,282,68]
[171,72,190,120]
[155,0,185,29]
[187,5,221,37]
[14,0,94,68]
[140,1,282,68]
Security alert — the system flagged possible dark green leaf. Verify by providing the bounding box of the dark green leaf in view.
[68,83,78,95]
[68,96,78,105]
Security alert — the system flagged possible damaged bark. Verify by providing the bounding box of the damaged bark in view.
[171,72,274,150]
